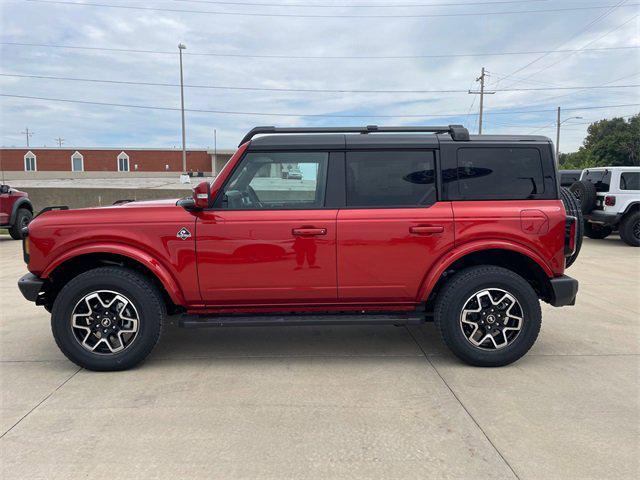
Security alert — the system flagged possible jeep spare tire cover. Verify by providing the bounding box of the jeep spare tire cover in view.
[569,180,597,214]
[560,187,583,269]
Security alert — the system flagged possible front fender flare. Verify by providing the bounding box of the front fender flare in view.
[41,243,186,305]
[10,197,33,225]
[418,240,554,300]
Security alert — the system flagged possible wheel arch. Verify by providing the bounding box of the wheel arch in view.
[420,242,554,307]
[42,246,185,310]
[9,197,33,224]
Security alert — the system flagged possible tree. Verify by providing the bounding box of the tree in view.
[559,113,639,169]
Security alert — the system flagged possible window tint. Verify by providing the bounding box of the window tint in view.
[221,151,328,209]
[583,170,611,192]
[455,148,544,199]
[345,151,436,207]
[620,172,640,191]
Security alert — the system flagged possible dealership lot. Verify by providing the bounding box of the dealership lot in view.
[1,237,638,479]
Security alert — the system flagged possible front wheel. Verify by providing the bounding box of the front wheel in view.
[434,266,541,367]
[51,267,165,371]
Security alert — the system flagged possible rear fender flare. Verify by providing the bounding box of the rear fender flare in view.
[418,240,554,300]
[41,243,185,305]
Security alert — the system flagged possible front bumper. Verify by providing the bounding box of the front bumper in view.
[18,273,44,303]
[548,275,579,307]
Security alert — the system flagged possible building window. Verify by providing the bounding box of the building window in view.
[71,151,84,172]
[24,151,37,171]
[117,151,130,172]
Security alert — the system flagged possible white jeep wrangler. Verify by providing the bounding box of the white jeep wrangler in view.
[569,167,640,247]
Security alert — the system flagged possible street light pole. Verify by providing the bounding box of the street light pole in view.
[178,43,187,174]
[555,106,583,166]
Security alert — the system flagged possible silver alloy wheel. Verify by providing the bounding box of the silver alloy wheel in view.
[459,288,523,350]
[71,290,140,355]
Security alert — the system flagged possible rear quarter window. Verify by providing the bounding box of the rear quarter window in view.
[455,147,545,200]
[620,172,640,191]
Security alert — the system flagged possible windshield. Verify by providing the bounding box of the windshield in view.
[582,170,611,193]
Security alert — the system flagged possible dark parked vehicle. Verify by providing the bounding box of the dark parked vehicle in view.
[559,170,582,187]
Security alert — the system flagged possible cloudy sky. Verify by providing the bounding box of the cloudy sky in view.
[0,0,638,152]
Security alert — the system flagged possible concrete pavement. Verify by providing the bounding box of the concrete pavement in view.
[1,236,638,479]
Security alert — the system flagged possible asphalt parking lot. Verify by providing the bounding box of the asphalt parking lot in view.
[1,236,638,480]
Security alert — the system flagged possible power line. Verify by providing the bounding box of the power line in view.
[174,0,551,8]
[1,93,638,118]
[2,72,639,94]
[2,41,636,60]
[23,0,640,19]
[494,0,630,87]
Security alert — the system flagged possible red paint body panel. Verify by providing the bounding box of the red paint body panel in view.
[27,201,200,305]
[451,200,566,276]
[336,203,455,302]
[195,209,338,304]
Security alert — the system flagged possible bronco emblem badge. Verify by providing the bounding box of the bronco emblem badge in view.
[177,227,191,240]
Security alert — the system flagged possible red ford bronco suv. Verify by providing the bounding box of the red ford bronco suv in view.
[1,184,33,239]
[18,125,579,371]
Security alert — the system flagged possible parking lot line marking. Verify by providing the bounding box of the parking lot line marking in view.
[406,327,521,480]
[0,366,81,439]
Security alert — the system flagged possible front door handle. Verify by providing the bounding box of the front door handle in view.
[292,227,327,236]
[410,225,444,235]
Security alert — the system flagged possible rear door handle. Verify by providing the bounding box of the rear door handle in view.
[292,227,327,236]
[410,225,444,235]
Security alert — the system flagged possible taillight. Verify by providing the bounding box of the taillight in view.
[604,195,616,206]
[564,216,577,257]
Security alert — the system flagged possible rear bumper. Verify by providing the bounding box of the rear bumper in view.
[549,275,579,307]
[18,273,44,303]
[585,210,621,227]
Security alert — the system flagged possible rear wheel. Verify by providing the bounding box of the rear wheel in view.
[8,208,32,240]
[619,211,640,247]
[434,266,541,367]
[51,267,165,371]
[584,222,612,240]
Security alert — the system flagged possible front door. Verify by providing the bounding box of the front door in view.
[337,150,455,302]
[196,150,337,305]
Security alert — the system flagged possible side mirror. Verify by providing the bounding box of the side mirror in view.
[193,181,212,209]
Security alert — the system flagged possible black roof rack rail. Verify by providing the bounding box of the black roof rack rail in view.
[239,124,469,146]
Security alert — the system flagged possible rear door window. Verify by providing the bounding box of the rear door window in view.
[620,172,640,191]
[583,170,612,192]
[345,151,436,207]
[456,148,544,199]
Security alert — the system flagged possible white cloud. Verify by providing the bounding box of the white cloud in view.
[0,0,638,152]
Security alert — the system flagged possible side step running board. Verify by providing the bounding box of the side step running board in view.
[179,312,426,328]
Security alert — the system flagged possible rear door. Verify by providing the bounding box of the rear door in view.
[336,150,455,302]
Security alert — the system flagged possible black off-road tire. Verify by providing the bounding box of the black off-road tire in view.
[560,187,583,268]
[584,222,612,240]
[8,208,32,240]
[434,266,542,367]
[619,211,640,247]
[569,180,597,214]
[51,267,165,371]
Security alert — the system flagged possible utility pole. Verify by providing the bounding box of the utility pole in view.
[468,67,495,134]
[178,43,187,174]
[21,127,33,147]
[213,128,217,177]
[55,137,65,148]
[556,107,561,164]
